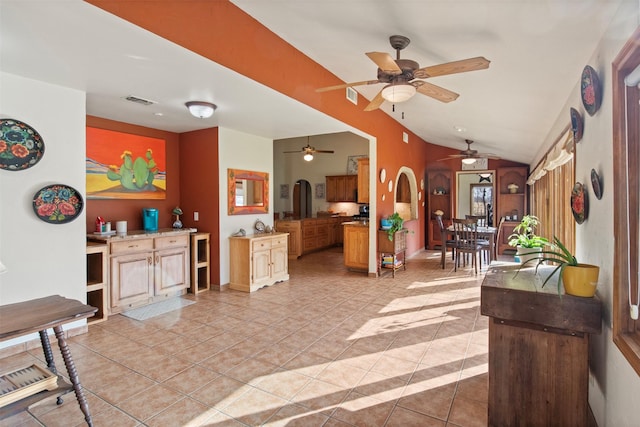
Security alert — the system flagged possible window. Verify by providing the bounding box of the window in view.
[612,28,640,375]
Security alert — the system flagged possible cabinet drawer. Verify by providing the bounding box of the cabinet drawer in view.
[155,234,189,250]
[271,236,287,247]
[252,239,272,251]
[110,238,153,255]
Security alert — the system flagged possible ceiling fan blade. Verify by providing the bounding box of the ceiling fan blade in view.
[414,56,490,79]
[316,80,380,93]
[314,150,335,154]
[363,89,386,111]
[414,81,459,103]
[365,52,402,74]
[283,150,303,153]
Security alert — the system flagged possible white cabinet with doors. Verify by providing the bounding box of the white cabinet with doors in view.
[229,232,289,292]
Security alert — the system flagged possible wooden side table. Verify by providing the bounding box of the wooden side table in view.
[0,295,97,426]
[377,229,407,277]
[481,263,602,426]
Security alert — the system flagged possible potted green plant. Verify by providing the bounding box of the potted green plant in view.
[385,212,405,241]
[520,236,599,297]
[508,215,548,264]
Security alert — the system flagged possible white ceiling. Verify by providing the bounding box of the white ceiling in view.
[1,0,624,164]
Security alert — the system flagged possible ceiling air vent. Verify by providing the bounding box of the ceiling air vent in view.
[124,95,156,106]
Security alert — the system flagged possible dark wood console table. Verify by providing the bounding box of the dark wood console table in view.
[480,263,602,426]
[0,295,97,426]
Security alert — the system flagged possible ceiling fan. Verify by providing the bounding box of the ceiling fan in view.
[283,138,334,161]
[438,139,500,163]
[316,35,490,111]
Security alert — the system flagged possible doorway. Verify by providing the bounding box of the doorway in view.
[293,179,312,218]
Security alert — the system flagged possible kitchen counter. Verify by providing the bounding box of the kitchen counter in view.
[87,227,196,242]
[341,220,369,227]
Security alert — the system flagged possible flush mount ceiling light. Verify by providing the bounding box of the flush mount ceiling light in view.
[303,153,314,162]
[185,101,216,119]
[461,157,477,165]
[381,83,416,103]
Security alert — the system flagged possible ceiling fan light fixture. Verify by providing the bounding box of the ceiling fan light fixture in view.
[381,83,416,103]
[185,101,216,118]
[461,157,477,165]
[303,153,314,161]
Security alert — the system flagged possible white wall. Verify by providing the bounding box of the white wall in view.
[529,2,639,425]
[218,127,273,286]
[0,72,87,347]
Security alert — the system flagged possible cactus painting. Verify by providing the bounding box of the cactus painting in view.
[86,127,166,199]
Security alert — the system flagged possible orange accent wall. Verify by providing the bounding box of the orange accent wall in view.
[179,128,220,286]
[85,116,181,232]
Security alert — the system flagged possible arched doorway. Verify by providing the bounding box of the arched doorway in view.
[293,179,312,218]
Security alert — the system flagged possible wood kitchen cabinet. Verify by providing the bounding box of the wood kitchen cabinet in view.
[326,175,357,202]
[481,264,601,427]
[357,157,369,203]
[275,220,302,259]
[229,232,290,292]
[89,229,191,314]
[343,222,369,271]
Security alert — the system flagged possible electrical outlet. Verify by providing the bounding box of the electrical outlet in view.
[194,211,199,221]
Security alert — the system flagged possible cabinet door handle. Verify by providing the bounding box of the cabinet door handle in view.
[169,239,176,243]
[155,256,159,264]
[129,244,138,249]
[148,257,152,265]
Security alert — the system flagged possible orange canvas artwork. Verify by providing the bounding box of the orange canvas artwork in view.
[86,127,166,199]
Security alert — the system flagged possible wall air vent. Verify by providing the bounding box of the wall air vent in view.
[124,95,156,106]
[346,87,358,105]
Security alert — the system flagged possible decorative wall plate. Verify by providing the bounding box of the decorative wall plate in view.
[591,169,603,200]
[570,108,583,143]
[32,184,83,224]
[570,182,588,224]
[379,168,386,183]
[1,118,45,171]
[388,179,393,192]
[581,65,602,116]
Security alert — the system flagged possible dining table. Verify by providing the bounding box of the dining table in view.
[446,224,498,261]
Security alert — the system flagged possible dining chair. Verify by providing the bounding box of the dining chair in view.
[466,215,491,263]
[436,215,457,269]
[494,216,506,260]
[452,218,484,274]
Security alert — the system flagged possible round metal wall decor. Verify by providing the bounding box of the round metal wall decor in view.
[581,65,602,117]
[32,184,84,224]
[570,182,588,224]
[0,118,45,171]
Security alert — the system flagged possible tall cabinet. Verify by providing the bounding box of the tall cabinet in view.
[496,166,528,254]
[427,170,452,249]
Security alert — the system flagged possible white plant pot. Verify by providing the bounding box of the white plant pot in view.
[517,246,542,265]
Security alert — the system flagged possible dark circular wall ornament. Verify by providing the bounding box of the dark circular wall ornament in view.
[0,118,45,171]
[581,65,602,117]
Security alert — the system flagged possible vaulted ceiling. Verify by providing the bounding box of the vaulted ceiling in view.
[1,0,625,164]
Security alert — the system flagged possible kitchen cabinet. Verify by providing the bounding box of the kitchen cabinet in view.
[343,222,369,271]
[357,157,370,203]
[326,175,357,202]
[427,170,452,249]
[229,232,290,292]
[86,241,108,324]
[481,264,601,426]
[496,166,528,254]
[274,220,302,259]
[89,229,191,314]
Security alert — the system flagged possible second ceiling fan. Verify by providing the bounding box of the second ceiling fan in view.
[283,137,334,161]
[438,139,500,163]
[316,35,490,111]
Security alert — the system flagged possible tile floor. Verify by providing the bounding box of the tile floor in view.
[1,247,493,427]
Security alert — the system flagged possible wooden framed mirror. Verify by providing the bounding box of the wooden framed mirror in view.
[228,169,269,215]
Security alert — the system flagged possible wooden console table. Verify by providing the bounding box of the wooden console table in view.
[0,295,97,426]
[481,263,602,426]
[377,229,406,277]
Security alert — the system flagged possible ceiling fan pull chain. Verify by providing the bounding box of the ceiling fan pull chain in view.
[392,104,395,112]
[402,112,405,120]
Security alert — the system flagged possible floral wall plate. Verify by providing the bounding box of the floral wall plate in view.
[581,65,602,117]
[0,118,45,171]
[570,108,583,143]
[33,184,83,224]
[571,182,588,224]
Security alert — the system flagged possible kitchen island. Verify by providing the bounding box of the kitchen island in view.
[342,221,369,271]
[275,215,352,258]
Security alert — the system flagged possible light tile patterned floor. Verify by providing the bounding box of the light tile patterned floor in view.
[1,247,492,427]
